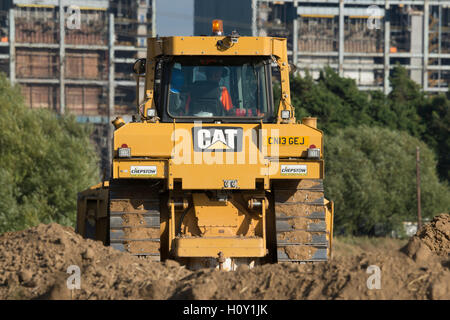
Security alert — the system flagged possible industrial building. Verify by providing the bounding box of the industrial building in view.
[195,0,450,94]
[0,0,156,173]
[1,0,449,174]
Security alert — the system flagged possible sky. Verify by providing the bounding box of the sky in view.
[156,0,194,36]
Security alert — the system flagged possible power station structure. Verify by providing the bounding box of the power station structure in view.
[1,0,449,175]
[195,0,450,94]
[0,0,156,173]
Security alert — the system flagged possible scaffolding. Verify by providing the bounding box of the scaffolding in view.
[256,0,450,93]
[0,0,156,175]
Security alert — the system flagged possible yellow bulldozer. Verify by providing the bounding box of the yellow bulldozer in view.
[76,20,334,270]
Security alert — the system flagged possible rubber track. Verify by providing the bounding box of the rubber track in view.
[108,182,161,261]
[274,179,330,263]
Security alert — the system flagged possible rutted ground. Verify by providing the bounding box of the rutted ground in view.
[0,214,448,300]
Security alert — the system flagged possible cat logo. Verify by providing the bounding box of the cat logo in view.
[192,127,243,152]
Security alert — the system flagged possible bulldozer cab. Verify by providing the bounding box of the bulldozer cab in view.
[134,53,276,123]
[158,56,274,122]
[133,19,296,125]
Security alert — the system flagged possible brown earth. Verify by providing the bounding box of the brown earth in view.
[402,213,450,260]
[0,214,449,300]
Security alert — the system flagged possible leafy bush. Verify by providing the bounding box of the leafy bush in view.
[419,93,450,182]
[290,68,375,134]
[324,126,450,236]
[278,65,449,182]
[0,73,99,233]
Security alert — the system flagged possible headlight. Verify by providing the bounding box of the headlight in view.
[147,108,156,117]
[118,144,131,158]
[281,110,290,120]
[307,144,320,159]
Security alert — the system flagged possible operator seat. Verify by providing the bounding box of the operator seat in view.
[188,81,225,116]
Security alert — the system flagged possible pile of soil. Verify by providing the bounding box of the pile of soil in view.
[403,213,450,261]
[0,224,190,300]
[0,215,449,300]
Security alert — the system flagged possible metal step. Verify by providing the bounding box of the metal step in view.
[276,218,327,232]
[110,216,160,228]
[277,246,328,262]
[110,243,160,258]
[110,229,161,241]
[276,209,326,220]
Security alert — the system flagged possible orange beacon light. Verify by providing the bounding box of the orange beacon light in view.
[212,20,224,36]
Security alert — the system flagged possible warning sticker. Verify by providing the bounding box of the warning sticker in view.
[130,166,157,176]
[280,165,307,176]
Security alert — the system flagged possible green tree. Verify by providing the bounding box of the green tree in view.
[281,65,450,182]
[324,126,450,236]
[387,65,426,138]
[289,68,372,134]
[418,94,450,181]
[0,73,99,233]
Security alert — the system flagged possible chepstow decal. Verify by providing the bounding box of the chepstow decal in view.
[192,127,243,152]
[130,166,157,176]
[281,164,307,176]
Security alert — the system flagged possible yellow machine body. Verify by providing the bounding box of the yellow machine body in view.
[77,32,334,269]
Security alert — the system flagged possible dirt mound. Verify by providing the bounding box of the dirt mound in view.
[170,251,449,300]
[403,214,450,261]
[0,223,190,300]
[0,216,449,300]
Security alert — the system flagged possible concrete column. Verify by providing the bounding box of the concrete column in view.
[338,0,344,76]
[9,9,15,85]
[438,3,442,85]
[108,14,115,120]
[423,0,429,91]
[107,14,115,173]
[151,0,157,37]
[384,1,390,94]
[252,0,257,36]
[410,11,423,85]
[292,0,298,66]
[59,0,65,114]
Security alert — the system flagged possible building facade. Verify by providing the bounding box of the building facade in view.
[0,0,156,173]
[195,0,450,94]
